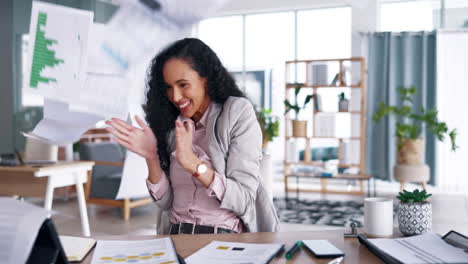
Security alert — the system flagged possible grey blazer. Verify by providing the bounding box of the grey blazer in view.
[150,96,280,234]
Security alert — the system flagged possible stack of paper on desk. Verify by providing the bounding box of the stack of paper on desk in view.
[185,241,284,264]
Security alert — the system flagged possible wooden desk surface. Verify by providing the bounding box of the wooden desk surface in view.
[81,230,383,264]
[0,161,94,173]
[0,161,94,197]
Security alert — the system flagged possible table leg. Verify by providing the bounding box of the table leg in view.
[44,180,55,218]
[76,178,91,237]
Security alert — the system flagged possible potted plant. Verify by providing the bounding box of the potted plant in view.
[256,108,279,151]
[373,86,457,162]
[397,189,432,236]
[338,92,349,112]
[284,84,313,137]
[373,87,457,186]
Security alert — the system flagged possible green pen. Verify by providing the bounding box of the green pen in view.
[285,241,302,260]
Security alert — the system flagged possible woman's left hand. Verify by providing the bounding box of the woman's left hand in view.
[175,119,199,173]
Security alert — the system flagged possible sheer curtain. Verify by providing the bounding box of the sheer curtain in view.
[436,30,468,193]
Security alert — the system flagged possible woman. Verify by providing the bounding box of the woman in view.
[106,38,279,235]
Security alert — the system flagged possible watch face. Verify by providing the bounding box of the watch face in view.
[197,163,208,174]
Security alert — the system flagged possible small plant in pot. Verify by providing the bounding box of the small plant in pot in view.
[397,189,432,236]
[284,84,313,137]
[256,108,279,151]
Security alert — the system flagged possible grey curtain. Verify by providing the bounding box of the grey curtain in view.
[365,32,437,184]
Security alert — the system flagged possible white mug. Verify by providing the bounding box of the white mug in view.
[364,197,393,237]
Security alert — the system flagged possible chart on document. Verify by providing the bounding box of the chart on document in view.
[25,1,93,103]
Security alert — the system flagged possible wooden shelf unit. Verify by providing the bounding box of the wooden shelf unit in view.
[284,57,370,196]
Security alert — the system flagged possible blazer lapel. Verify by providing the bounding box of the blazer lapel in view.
[206,102,226,175]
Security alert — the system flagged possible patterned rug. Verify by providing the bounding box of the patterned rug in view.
[273,197,364,228]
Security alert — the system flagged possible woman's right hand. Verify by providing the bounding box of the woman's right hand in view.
[105,116,158,161]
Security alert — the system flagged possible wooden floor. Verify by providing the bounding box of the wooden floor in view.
[23,184,468,237]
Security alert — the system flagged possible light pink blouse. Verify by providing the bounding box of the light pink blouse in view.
[145,104,245,233]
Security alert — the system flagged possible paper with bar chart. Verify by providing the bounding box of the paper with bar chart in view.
[25,1,93,103]
[90,238,180,264]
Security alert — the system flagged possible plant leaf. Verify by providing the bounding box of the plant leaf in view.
[303,95,313,108]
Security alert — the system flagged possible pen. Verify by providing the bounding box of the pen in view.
[327,256,344,264]
[285,241,302,260]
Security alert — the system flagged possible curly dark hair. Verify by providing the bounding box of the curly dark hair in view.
[144,38,245,173]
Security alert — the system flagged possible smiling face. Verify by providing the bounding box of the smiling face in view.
[163,58,211,122]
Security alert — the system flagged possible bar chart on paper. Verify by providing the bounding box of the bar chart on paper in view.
[25,1,93,103]
[29,12,64,88]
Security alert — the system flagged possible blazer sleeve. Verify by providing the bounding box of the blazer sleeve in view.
[219,99,262,217]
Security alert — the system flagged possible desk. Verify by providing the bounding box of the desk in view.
[0,161,94,237]
[80,230,383,263]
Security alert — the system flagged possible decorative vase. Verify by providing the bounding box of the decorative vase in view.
[292,120,307,137]
[397,138,424,165]
[338,98,349,112]
[394,138,429,190]
[397,202,432,236]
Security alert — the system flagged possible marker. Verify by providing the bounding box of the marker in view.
[285,241,302,260]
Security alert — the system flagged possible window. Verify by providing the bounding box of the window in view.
[198,7,352,110]
[444,0,468,29]
[297,7,352,60]
[245,12,295,68]
[245,12,295,108]
[198,16,243,69]
[380,1,441,31]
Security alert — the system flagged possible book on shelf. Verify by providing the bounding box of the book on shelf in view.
[307,63,328,86]
[341,65,351,86]
[313,93,322,112]
[286,140,299,162]
[351,115,360,138]
[314,113,335,137]
[350,89,361,111]
[331,73,339,86]
[341,140,360,166]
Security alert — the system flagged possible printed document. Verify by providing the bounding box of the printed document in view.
[90,238,179,264]
[69,72,129,120]
[24,99,103,146]
[185,241,284,264]
[25,1,92,104]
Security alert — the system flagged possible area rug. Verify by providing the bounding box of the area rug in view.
[273,197,364,227]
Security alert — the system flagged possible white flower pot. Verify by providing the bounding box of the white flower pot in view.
[397,202,432,236]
